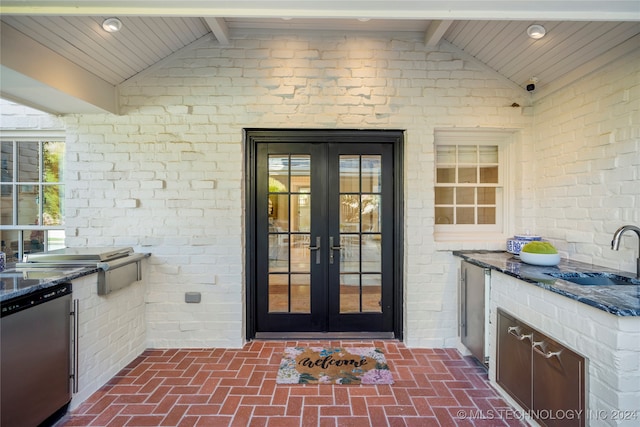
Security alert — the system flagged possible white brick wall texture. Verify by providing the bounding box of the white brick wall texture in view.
[59,33,531,348]
[490,270,640,426]
[70,272,146,410]
[0,99,65,129]
[521,48,640,273]
[2,32,638,350]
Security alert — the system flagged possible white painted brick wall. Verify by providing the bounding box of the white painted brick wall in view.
[70,271,146,410]
[489,270,640,426]
[0,99,66,129]
[522,49,640,273]
[58,32,532,348]
[2,32,637,350]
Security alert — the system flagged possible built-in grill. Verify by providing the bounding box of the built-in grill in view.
[18,247,146,295]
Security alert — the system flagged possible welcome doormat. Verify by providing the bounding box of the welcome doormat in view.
[276,347,394,385]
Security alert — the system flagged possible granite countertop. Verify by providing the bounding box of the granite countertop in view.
[0,265,99,302]
[453,251,640,317]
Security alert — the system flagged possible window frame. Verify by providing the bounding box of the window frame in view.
[434,129,515,243]
[1,130,66,261]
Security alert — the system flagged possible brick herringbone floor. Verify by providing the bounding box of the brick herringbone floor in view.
[58,341,525,427]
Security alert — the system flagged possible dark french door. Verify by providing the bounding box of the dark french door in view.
[245,130,403,338]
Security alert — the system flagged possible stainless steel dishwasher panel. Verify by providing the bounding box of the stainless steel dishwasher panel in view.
[1,286,72,427]
[460,260,490,365]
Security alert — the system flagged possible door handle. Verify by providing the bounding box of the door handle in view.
[309,236,321,264]
[533,341,562,360]
[508,326,532,342]
[71,298,79,393]
[329,236,341,264]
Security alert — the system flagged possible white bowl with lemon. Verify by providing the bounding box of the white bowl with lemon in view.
[519,241,561,266]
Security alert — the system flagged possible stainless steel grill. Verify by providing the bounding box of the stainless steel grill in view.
[18,247,146,295]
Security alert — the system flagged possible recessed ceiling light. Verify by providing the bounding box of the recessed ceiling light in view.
[358,18,371,22]
[102,17,122,33]
[527,24,546,39]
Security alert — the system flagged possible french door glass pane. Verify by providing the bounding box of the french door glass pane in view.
[361,155,381,192]
[361,194,380,232]
[339,274,382,313]
[339,274,360,313]
[290,274,310,313]
[340,195,360,232]
[290,234,310,272]
[267,154,311,314]
[291,194,310,232]
[362,274,382,313]
[269,194,289,231]
[361,235,381,272]
[340,235,359,272]
[268,274,288,312]
[339,155,359,192]
[268,156,289,192]
[269,234,289,272]
[268,252,311,313]
[338,154,382,314]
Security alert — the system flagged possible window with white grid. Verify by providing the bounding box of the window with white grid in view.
[434,130,513,241]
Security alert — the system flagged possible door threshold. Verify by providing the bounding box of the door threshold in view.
[254,332,396,340]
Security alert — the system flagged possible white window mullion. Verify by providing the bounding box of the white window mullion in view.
[434,129,515,242]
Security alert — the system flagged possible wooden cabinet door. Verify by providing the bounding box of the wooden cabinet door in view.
[496,309,533,410]
[532,332,586,427]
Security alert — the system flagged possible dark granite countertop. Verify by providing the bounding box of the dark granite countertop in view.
[453,251,640,317]
[0,265,99,302]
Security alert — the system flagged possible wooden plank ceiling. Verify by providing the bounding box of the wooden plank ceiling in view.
[0,1,638,114]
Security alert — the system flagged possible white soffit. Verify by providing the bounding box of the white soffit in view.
[1,1,639,21]
[0,22,117,114]
[0,66,111,114]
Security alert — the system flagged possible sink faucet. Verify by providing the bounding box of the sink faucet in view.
[611,225,640,278]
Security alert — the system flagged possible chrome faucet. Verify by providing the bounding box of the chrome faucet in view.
[611,225,640,278]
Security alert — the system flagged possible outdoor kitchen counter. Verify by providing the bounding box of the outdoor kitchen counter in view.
[0,265,99,302]
[453,250,640,316]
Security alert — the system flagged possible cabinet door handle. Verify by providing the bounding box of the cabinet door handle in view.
[308,236,321,264]
[533,341,562,360]
[508,326,532,342]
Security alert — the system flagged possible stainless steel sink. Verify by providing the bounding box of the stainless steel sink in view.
[545,272,640,286]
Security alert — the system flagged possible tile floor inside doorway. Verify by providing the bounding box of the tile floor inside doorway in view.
[58,341,526,427]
